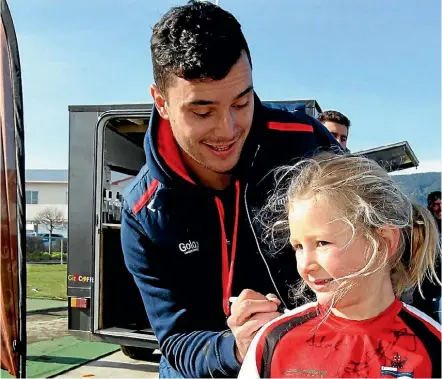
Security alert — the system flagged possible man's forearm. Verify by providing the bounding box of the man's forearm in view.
[161,329,241,378]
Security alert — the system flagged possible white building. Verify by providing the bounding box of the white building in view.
[26,169,134,236]
[26,169,68,236]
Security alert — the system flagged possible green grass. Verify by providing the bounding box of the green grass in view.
[27,264,67,300]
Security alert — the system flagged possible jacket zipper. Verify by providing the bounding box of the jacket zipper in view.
[243,145,287,309]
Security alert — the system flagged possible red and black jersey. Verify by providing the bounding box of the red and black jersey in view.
[239,298,441,378]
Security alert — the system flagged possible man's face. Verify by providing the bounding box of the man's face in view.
[323,121,348,149]
[429,199,441,220]
[151,52,254,175]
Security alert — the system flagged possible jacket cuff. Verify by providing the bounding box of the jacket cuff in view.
[217,331,241,375]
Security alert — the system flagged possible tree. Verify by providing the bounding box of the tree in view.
[34,207,66,255]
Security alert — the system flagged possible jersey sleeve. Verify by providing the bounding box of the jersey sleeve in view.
[238,302,318,379]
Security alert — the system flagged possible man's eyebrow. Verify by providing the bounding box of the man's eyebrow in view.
[186,99,214,106]
[234,85,254,100]
[185,85,254,106]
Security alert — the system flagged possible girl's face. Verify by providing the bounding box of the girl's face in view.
[289,195,379,307]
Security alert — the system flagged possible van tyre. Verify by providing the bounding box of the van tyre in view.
[120,345,155,361]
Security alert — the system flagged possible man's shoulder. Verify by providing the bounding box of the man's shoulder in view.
[123,164,161,215]
[260,103,339,153]
[263,103,319,127]
[263,104,334,142]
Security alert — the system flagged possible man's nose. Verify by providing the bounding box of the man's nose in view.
[215,111,236,140]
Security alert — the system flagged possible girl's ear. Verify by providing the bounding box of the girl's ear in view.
[377,227,400,257]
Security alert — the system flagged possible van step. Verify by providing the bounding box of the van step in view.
[95,327,157,342]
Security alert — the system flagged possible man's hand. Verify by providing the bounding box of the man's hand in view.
[226,289,281,363]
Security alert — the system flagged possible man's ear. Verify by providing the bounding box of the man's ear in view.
[377,227,400,257]
[150,84,169,120]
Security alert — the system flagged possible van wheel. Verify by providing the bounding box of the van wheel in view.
[120,345,155,361]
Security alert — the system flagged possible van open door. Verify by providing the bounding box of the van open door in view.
[68,104,158,361]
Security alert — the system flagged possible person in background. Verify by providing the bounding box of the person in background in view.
[428,191,441,233]
[239,153,441,379]
[412,191,441,322]
[120,1,339,377]
[318,110,351,151]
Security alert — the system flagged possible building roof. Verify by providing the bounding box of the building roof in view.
[25,169,68,183]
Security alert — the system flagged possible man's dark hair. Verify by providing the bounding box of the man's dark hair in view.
[150,0,252,94]
[427,191,441,206]
[317,110,351,129]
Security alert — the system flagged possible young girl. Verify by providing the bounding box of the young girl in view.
[239,153,441,379]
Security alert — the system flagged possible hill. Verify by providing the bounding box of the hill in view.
[392,172,441,205]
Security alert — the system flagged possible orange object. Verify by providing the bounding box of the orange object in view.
[70,298,89,309]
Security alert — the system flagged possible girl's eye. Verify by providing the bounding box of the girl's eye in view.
[193,111,212,118]
[317,241,329,247]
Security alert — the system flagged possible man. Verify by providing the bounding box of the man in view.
[318,110,351,150]
[428,191,441,233]
[121,2,339,377]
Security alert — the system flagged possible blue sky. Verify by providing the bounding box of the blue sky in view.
[8,0,441,172]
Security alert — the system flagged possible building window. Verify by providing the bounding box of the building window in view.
[26,190,39,204]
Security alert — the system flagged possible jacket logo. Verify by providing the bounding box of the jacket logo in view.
[179,240,199,254]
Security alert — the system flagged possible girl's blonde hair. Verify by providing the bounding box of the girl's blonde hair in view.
[261,152,440,301]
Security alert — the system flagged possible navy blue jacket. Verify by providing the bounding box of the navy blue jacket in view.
[121,95,338,378]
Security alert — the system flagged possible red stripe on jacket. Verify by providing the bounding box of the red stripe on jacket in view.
[132,179,159,214]
[157,117,195,184]
[267,122,313,132]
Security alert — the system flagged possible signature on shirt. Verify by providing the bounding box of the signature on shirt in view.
[283,368,327,378]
